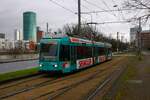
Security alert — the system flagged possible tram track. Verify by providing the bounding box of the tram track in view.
[48,66,122,100]
[0,56,126,100]
[0,74,46,90]
[44,57,128,100]
[31,72,100,100]
[33,67,113,100]
[0,77,56,99]
[86,66,125,100]
[27,57,126,100]
[0,68,108,100]
[86,64,128,100]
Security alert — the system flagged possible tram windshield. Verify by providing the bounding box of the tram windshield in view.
[40,43,58,61]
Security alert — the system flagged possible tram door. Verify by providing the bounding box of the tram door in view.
[70,46,77,69]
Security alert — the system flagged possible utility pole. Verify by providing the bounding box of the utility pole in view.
[117,32,119,53]
[121,35,124,51]
[78,0,81,34]
[138,17,142,55]
[46,23,49,35]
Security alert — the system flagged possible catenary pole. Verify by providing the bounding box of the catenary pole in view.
[138,17,141,54]
[117,32,119,52]
[78,0,81,34]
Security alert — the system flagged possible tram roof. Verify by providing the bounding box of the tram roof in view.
[41,36,112,48]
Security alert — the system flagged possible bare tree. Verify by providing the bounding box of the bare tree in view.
[63,23,97,39]
[124,0,150,9]
[123,0,150,23]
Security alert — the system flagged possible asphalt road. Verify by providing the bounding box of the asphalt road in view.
[0,60,39,74]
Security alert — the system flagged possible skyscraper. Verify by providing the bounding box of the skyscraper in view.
[23,11,37,42]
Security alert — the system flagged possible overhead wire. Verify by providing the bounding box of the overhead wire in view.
[83,0,116,33]
[81,0,104,33]
[49,0,87,20]
[83,0,105,10]
[79,8,148,14]
[87,20,131,25]
[111,0,116,6]
[83,0,136,39]
[99,0,117,31]
[110,0,126,20]
[119,8,126,20]
[73,0,94,22]
[81,4,92,12]
[49,0,75,14]
[83,0,119,17]
[82,0,117,35]
[59,0,78,12]
[84,0,112,34]
[101,0,117,17]
[48,0,133,37]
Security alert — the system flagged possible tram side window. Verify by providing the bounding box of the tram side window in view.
[98,47,105,55]
[94,47,98,56]
[77,46,83,59]
[77,46,92,59]
[86,47,92,58]
[59,45,70,61]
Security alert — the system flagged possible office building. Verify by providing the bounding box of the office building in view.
[23,11,37,42]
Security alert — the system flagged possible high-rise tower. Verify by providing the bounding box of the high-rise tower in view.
[23,11,36,42]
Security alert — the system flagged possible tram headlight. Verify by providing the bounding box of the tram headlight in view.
[54,64,58,67]
[39,64,42,67]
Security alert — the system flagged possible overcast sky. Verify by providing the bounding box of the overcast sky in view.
[0,0,149,42]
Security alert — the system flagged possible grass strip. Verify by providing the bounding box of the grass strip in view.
[0,67,39,83]
[114,56,139,100]
[103,56,139,100]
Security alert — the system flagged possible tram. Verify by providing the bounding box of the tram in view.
[39,36,112,73]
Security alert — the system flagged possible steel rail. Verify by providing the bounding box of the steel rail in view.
[0,74,45,90]
[86,65,127,100]
[29,58,125,100]
[32,71,102,100]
